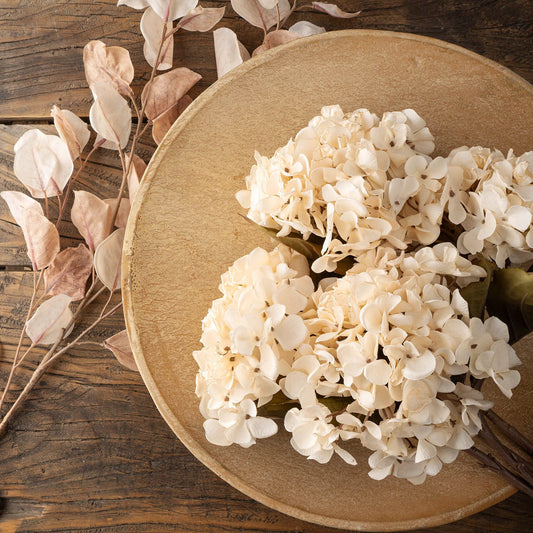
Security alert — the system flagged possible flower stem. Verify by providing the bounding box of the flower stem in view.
[485,409,533,458]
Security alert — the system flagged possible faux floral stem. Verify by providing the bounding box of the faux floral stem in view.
[485,409,533,458]
[0,301,122,437]
[0,270,43,414]
[466,446,533,498]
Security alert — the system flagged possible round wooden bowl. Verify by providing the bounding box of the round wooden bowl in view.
[123,30,533,531]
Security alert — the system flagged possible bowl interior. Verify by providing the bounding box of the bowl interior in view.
[123,30,533,531]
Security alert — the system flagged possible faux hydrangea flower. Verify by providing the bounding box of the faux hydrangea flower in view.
[236,105,440,272]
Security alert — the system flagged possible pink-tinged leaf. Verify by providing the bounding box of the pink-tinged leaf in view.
[125,153,147,201]
[179,6,225,32]
[258,0,279,8]
[213,28,250,79]
[230,0,290,31]
[253,30,301,56]
[89,81,132,150]
[0,191,43,226]
[104,330,138,371]
[104,197,131,228]
[22,209,60,270]
[44,244,93,300]
[152,95,192,145]
[289,20,326,36]
[0,190,59,269]
[51,106,91,160]
[26,294,73,346]
[312,2,361,18]
[83,41,135,96]
[94,228,125,291]
[117,0,150,9]
[141,7,173,71]
[13,129,73,198]
[71,190,113,252]
[149,0,199,21]
[141,67,201,121]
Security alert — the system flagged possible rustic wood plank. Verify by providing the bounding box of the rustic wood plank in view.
[0,124,156,266]
[0,0,532,120]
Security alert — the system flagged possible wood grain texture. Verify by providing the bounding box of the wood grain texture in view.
[0,0,532,532]
[0,0,532,119]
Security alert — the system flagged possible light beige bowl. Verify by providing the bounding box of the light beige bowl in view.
[123,30,533,531]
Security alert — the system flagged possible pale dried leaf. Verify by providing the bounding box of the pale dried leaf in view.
[141,7,174,71]
[104,330,138,371]
[0,191,43,226]
[26,294,73,346]
[1,190,59,270]
[258,0,279,8]
[149,0,199,21]
[152,95,192,144]
[83,40,135,96]
[94,227,125,291]
[13,129,73,198]
[89,81,132,149]
[21,209,60,270]
[125,153,147,201]
[213,28,250,78]
[230,0,290,31]
[71,190,113,252]
[179,6,225,32]
[51,106,91,160]
[44,244,93,300]
[253,29,300,56]
[312,2,361,18]
[141,67,201,121]
[289,20,326,36]
[104,197,131,228]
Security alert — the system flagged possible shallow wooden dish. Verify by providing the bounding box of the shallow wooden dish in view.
[123,30,533,531]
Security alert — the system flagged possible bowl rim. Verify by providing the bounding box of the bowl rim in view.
[123,29,532,531]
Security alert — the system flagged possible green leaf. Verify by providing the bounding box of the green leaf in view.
[486,267,533,344]
[460,256,495,319]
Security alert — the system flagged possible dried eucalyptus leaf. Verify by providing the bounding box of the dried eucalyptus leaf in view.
[230,0,290,31]
[26,294,73,345]
[141,67,201,121]
[71,190,113,252]
[83,40,134,96]
[89,81,132,149]
[104,197,131,228]
[179,6,225,32]
[152,95,192,144]
[44,244,93,301]
[289,20,326,37]
[0,191,43,226]
[140,7,173,70]
[312,2,361,18]
[486,267,533,344]
[51,106,91,160]
[253,29,300,56]
[104,329,138,371]
[94,227,125,291]
[13,129,73,198]
[126,153,147,201]
[213,27,250,79]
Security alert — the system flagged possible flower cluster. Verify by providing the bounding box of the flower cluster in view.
[236,105,442,272]
[194,244,521,484]
[445,147,533,267]
[237,106,533,271]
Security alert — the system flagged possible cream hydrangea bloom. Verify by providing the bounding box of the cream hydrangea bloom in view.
[194,244,314,447]
[237,105,441,272]
[443,146,533,267]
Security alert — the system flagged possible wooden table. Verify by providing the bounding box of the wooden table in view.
[0,1,532,531]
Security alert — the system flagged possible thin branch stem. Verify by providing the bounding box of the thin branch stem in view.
[0,270,43,413]
[485,409,533,458]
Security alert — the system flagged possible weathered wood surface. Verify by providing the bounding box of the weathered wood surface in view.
[0,0,532,531]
